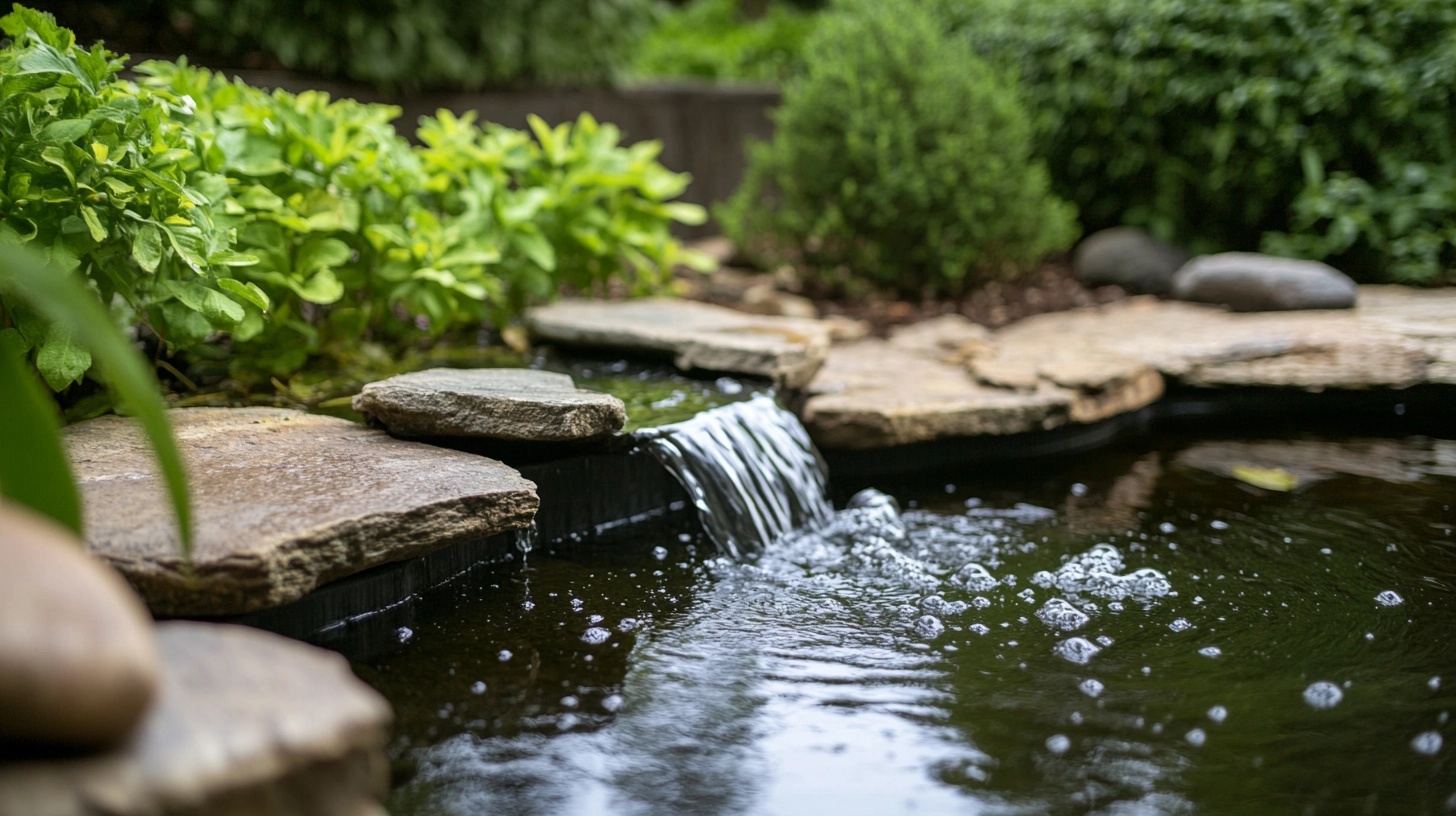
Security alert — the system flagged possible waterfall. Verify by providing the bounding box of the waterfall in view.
[640,396,833,560]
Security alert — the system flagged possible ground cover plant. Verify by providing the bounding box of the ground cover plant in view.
[633,0,818,84]
[950,0,1456,283]
[720,0,1078,298]
[0,4,707,398]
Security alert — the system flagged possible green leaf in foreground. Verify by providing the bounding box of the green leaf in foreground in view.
[0,325,81,535]
[0,245,194,559]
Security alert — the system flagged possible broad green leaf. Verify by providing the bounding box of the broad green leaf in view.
[207,251,260,267]
[132,223,164,272]
[0,244,194,557]
[296,237,353,274]
[39,118,92,145]
[160,279,246,326]
[217,278,271,311]
[662,202,709,226]
[80,206,107,242]
[36,322,92,391]
[289,268,345,304]
[514,229,557,272]
[0,328,82,536]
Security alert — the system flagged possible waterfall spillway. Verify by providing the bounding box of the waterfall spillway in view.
[641,396,833,560]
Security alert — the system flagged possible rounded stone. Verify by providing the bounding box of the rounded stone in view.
[0,501,159,749]
[1172,252,1358,311]
[1072,227,1191,295]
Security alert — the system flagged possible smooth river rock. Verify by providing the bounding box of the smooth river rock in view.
[1073,227,1191,295]
[1172,252,1358,311]
[525,298,833,388]
[0,502,158,750]
[0,621,392,816]
[353,368,627,441]
[64,408,538,616]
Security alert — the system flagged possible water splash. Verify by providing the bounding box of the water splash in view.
[642,396,833,559]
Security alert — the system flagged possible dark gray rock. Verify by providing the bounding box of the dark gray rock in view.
[1172,253,1358,311]
[0,502,159,750]
[354,368,626,441]
[1072,227,1191,295]
[64,408,539,616]
[0,621,392,816]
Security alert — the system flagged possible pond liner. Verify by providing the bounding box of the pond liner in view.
[214,382,1454,657]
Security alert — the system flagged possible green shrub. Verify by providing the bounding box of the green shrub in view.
[186,0,657,92]
[633,0,817,83]
[719,0,1078,298]
[951,0,1456,283]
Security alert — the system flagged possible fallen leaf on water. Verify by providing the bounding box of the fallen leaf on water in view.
[1231,465,1299,492]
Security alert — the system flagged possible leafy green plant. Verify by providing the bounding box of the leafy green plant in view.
[0,5,258,392]
[633,0,817,83]
[720,0,1077,298]
[186,0,657,92]
[0,243,193,557]
[951,0,1456,282]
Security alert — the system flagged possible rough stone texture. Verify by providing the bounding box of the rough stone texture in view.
[525,298,833,388]
[353,368,627,441]
[0,502,158,750]
[64,408,538,616]
[1177,438,1456,488]
[0,621,392,816]
[1073,226,1191,295]
[1172,252,1358,311]
[802,319,1164,449]
[803,286,1451,449]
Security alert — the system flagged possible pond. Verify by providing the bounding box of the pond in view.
[355,416,1456,815]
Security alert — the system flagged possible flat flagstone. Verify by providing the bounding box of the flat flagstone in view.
[65,408,538,616]
[525,297,833,388]
[0,621,392,816]
[353,368,626,441]
[803,286,1452,450]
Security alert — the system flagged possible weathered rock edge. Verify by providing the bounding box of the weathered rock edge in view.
[0,621,392,816]
[353,368,627,441]
[65,408,539,616]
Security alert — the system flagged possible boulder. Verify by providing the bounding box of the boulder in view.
[354,368,626,441]
[1072,227,1191,295]
[0,502,159,750]
[525,298,833,389]
[0,621,392,816]
[65,408,538,616]
[1172,252,1358,311]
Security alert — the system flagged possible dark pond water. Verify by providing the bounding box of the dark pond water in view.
[356,429,1456,815]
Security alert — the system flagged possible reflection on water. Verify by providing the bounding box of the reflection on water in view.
[359,433,1456,815]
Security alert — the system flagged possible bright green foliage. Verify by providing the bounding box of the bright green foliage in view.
[952,0,1456,283]
[186,0,657,92]
[0,243,193,558]
[0,5,257,391]
[720,0,1078,297]
[634,0,818,83]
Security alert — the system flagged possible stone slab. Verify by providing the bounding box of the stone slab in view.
[802,285,1451,450]
[0,621,391,816]
[65,408,538,616]
[353,368,626,441]
[525,298,833,388]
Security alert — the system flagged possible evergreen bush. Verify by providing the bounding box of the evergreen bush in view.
[720,0,1077,298]
[952,0,1456,283]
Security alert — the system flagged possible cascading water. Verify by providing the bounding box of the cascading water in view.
[640,395,834,560]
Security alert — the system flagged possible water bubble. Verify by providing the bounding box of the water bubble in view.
[602,694,625,713]
[968,623,990,635]
[588,614,604,625]
[1208,705,1228,723]
[952,563,999,593]
[560,695,580,709]
[1017,588,1037,604]
[913,615,946,640]
[498,649,513,661]
[470,680,487,695]
[397,626,414,643]
[1169,618,1194,633]
[1037,598,1091,631]
[970,596,992,610]
[1096,636,1114,647]
[581,628,612,645]
[1053,637,1102,665]
[617,617,642,632]
[1069,711,1084,726]
[1210,520,1229,530]
[1032,570,1057,589]
[1071,483,1088,497]
[1108,602,1125,613]
[1046,734,1071,754]
[1303,681,1344,710]
[1199,646,1223,658]
[1159,522,1177,534]
[921,595,969,616]
[1412,731,1443,756]
[652,546,669,560]
[1375,590,1405,607]
[570,598,584,611]
[714,376,744,394]
[1431,677,1443,691]
[1186,728,1207,747]
[1079,678,1105,698]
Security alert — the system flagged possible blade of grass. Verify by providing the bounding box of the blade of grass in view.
[0,245,193,559]
[0,331,82,534]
